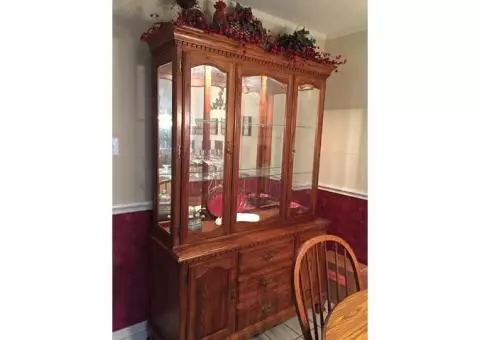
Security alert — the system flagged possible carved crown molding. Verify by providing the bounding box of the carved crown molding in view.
[146,24,335,78]
[176,40,328,77]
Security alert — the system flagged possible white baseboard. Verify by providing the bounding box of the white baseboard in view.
[113,321,148,340]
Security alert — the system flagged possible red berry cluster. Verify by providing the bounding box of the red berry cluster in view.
[140,22,163,42]
[220,3,267,45]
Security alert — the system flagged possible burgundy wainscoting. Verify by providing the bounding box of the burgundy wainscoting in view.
[113,210,151,331]
[112,189,366,331]
[316,189,368,265]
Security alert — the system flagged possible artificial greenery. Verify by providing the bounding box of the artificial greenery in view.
[141,1,346,67]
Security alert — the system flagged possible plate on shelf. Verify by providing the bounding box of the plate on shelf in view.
[289,201,302,208]
[207,186,247,217]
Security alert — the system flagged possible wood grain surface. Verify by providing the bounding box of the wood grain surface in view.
[324,289,368,340]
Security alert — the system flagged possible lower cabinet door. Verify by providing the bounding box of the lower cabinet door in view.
[187,253,237,340]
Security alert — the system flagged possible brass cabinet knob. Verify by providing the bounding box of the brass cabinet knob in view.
[263,253,274,261]
[260,277,273,287]
[261,302,273,315]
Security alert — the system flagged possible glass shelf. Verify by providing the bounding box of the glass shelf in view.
[242,123,286,128]
[159,167,311,182]
[239,169,282,178]
[294,124,316,129]
[191,119,226,125]
[189,157,224,163]
[186,170,287,182]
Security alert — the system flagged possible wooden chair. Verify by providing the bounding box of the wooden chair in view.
[292,235,365,340]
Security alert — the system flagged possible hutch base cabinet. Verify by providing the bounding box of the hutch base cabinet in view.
[143,23,336,340]
[150,220,328,340]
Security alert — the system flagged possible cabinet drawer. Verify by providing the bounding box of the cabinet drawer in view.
[238,267,291,305]
[238,238,294,276]
[236,286,292,330]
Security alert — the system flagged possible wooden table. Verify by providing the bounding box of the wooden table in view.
[324,289,368,340]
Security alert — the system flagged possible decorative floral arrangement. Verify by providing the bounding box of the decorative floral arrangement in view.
[263,28,346,65]
[140,0,346,67]
[172,0,208,30]
[221,3,267,45]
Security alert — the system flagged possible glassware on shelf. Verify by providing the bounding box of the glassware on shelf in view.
[159,164,171,177]
[158,189,171,219]
[188,205,204,231]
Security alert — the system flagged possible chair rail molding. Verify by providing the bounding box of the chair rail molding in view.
[113,201,153,215]
[317,183,368,200]
[112,184,367,216]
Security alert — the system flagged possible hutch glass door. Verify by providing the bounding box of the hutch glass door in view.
[288,83,321,218]
[185,64,230,237]
[234,74,288,230]
[156,62,173,233]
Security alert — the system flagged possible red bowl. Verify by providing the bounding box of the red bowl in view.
[207,188,247,217]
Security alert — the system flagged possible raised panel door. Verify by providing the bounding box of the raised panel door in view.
[187,254,237,340]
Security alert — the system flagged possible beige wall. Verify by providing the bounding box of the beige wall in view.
[112,15,153,206]
[325,31,367,110]
[319,30,367,195]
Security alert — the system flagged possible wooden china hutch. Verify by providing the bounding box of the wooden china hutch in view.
[146,23,335,340]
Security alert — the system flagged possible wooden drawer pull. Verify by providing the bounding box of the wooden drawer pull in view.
[260,277,274,287]
[261,302,273,315]
[263,253,274,261]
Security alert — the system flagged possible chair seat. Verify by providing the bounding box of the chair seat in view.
[326,250,367,288]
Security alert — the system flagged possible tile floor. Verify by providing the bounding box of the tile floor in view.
[250,311,323,340]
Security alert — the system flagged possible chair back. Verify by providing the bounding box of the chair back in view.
[292,235,364,340]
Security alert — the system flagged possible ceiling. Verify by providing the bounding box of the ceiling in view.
[113,0,367,38]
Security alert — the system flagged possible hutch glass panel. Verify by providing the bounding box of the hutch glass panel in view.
[187,65,228,234]
[288,84,320,217]
[157,62,173,233]
[235,75,287,228]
